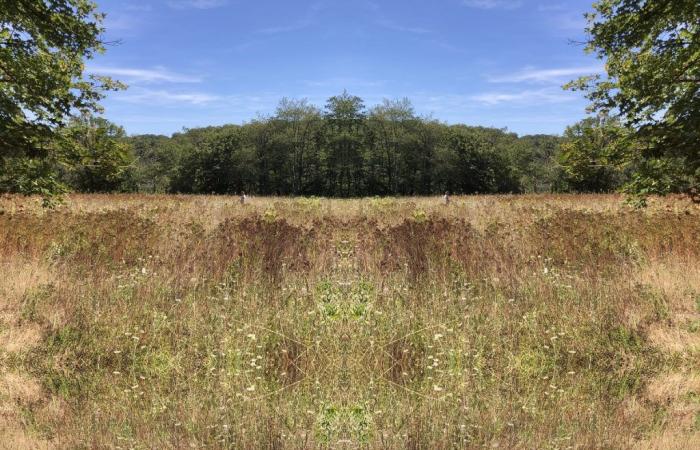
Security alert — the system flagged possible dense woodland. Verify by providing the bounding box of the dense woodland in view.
[36,93,632,197]
[123,93,576,196]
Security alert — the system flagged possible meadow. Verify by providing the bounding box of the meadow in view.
[0,194,699,449]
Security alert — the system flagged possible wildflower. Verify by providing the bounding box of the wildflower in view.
[433,385,443,392]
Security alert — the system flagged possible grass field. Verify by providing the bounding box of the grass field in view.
[1,194,699,449]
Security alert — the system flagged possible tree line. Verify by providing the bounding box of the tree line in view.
[0,92,660,198]
[123,93,575,196]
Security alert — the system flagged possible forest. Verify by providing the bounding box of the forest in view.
[126,93,569,197]
[16,93,634,198]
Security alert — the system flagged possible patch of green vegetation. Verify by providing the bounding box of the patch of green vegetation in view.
[316,405,340,443]
[412,209,427,223]
[317,280,341,319]
[635,284,670,321]
[21,284,54,323]
[350,280,373,319]
[263,207,278,223]
[19,405,53,441]
[687,320,700,334]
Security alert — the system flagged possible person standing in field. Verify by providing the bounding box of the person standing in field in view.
[443,191,450,205]
[240,191,247,205]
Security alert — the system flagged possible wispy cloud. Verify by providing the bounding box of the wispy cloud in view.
[167,0,227,10]
[462,0,523,10]
[376,19,431,34]
[487,65,602,83]
[89,66,202,83]
[257,21,313,35]
[103,13,140,31]
[469,88,576,105]
[537,3,567,12]
[555,13,588,32]
[303,77,387,89]
[256,1,326,35]
[116,88,220,105]
[538,7,589,35]
[124,4,153,12]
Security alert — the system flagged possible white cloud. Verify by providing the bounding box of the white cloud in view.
[469,88,576,105]
[376,19,431,34]
[555,13,588,32]
[88,66,202,83]
[256,2,327,34]
[487,65,602,83]
[537,3,567,12]
[124,4,153,12]
[462,0,523,10]
[303,78,387,88]
[257,21,312,35]
[103,13,139,31]
[168,0,227,10]
[116,88,220,105]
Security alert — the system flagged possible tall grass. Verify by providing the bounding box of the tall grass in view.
[0,194,698,448]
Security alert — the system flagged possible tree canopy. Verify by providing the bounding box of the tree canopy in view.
[0,0,122,197]
[125,96,574,197]
[567,0,700,198]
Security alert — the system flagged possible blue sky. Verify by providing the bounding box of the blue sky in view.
[90,0,601,136]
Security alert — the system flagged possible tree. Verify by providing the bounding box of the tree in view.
[60,115,135,192]
[558,115,629,193]
[567,0,700,197]
[323,91,367,196]
[510,135,565,193]
[367,98,418,194]
[170,125,256,194]
[129,134,183,193]
[272,98,323,194]
[0,0,123,196]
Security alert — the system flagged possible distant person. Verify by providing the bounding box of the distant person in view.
[443,191,450,205]
[240,191,247,205]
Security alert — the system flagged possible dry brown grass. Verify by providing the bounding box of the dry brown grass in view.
[0,193,698,448]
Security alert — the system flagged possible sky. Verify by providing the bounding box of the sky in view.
[90,0,602,137]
